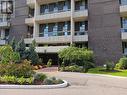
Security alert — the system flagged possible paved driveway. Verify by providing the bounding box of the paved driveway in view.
[0,72,127,95]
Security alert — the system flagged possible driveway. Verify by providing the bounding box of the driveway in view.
[0,72,127,95]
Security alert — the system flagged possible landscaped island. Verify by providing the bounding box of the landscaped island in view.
[0,41,67,88]
[0,60,65,85]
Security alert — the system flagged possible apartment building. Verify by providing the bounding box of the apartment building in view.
[0,0,127,65]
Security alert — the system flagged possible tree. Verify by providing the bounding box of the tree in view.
[27,40,39,65]
[0,45,20,64]
[9,37,17,51]
[15,38,26,60]
[58,46,95,72]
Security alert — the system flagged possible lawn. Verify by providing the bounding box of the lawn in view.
[87,67,127,77]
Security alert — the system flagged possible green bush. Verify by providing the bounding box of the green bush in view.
[43,78,53,85]
[0,45,20,64]
[0,75,34,85]
[0,60,35,78]
[43,77,64,85]
[115,57,127,69]
[47,59,52,67]
[105,61,115,71]
[0,75,16,84]
[34,73,47,81]
[58,46,94,71]
[17,77,26,85]
[63,65,82,72]
[27,40,40,65]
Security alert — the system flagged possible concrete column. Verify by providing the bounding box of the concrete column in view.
[33,22,39,38]
[71,0,75,45]
[33,2,40,38]
[1,29,5,39]
[35,2,40,16]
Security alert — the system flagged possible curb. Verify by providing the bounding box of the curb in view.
[0,80,68,89]
[87,73,127,79]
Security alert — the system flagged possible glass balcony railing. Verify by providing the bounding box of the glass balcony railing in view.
[121,28,127,32]
[40,6,70,15]
[75,6,88,12]
[39,31,71,37]
[75,31,88,36]
[39,31,88,37]
[120,0,127,5]
[0,18,10,22]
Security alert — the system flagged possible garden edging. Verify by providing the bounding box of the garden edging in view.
[0,80,68,89]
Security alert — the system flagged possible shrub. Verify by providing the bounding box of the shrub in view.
[17,77,26,85]
[82,61,95,72]
[34,73,47,81]
[27,40,40,65]
[63,65,82,72]
[0,45,20,64]
[0,60,35,78]
[47,59,52,67]
[58,46,94,71]
[0,75,34,85]
[0,75,16,84]
[115,57,127,69]
[43,77,64,85]
[25,77,34,84]
[43,78,53,85]
[15,38,26,60]
[56,79,64,84]
[105,61,115,71]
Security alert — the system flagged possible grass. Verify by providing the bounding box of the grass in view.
[87,67,127,77]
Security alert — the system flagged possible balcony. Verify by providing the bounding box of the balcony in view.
[24,35,72,44]
[74,10,88,20]
[120,5,127,17]
[39,31,71,37]
[26,0,35,8]
[25,18,34,25]
[35,46,69,53]
[35,10,71,23]
[24,30,88,44]
[121,28,127,40]
[0,21,10,28]
[37,0,68,5]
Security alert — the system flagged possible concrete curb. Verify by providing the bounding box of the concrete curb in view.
[87,73,127,79]
[0,80,68,89]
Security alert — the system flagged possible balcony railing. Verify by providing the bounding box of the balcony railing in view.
[0,18,10,22]
[75,6,88,12]
[120,0,127,6]
[75,31,88,35]
[40,7,71,15]
[39,31,71,37]
[121,28,127,32]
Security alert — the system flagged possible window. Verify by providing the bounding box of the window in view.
[75,21,88,35]
[40,4,49,14]
[120,0,127,5]
[75,0,87,11]
[121,18,127,32]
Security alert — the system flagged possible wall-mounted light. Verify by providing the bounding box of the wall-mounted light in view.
[1,0,13,14]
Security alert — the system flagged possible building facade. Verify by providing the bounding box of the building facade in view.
[0,0,127,65]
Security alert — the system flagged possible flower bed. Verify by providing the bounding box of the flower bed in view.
[0,60,68,88]
[0,73,65,85]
